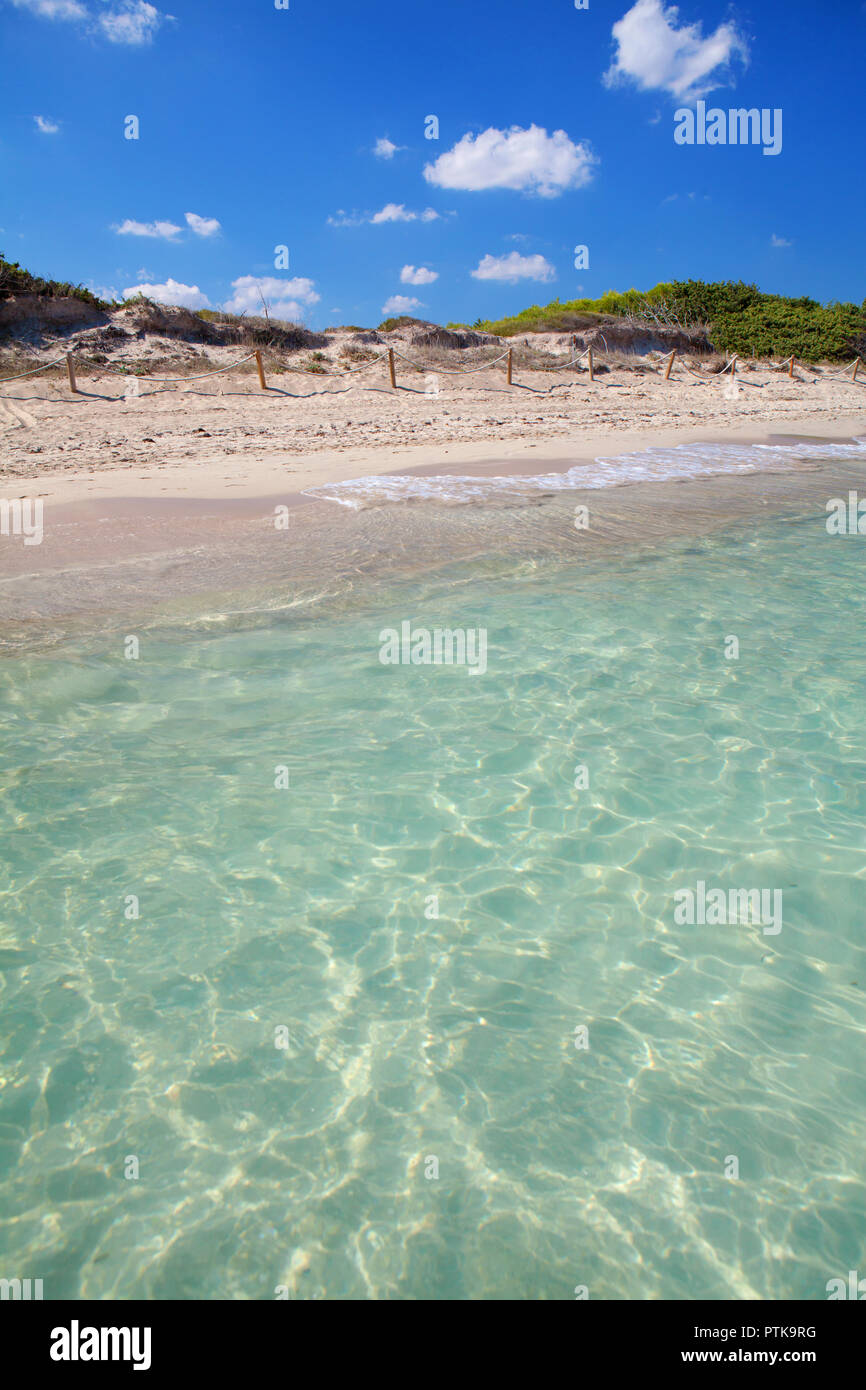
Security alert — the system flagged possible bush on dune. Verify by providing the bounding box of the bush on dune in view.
[469,280,866,361]
[0,253,109,307]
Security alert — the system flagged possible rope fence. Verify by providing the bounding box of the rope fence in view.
[0,344,862,396]
[100,352,259,383]
[391,346,512,375]
[0,354,69,382]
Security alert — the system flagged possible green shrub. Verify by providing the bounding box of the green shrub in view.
[0,254,110,307]
[378,315,428,332]
[469,279,865,360]
[709,300,864,362]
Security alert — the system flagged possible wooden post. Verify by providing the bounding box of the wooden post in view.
[506,349,513,385]
[587,346,594,382]
[664,349,676,380]
[852,357,861,382]
[254,350,267,390]
[388,348,396,389]
[66,353,77,394]
[730,355,738,376]
[788,356,795,378]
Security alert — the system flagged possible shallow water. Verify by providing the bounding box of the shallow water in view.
[1,467,865,1300]
[306,435,866,506]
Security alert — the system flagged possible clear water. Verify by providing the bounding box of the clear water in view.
[1,495,865,1300]
[306,436,866,507]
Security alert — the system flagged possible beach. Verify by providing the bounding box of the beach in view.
[1,362,864,502]
[5,0,866,1326]
[4,365,866,1302]
[1,363,863,629]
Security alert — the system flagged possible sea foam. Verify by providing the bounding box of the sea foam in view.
[304,438,866,509]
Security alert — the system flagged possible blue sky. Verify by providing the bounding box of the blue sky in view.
[1,0,864,328]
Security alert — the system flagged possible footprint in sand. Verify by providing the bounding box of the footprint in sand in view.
[0,398,37,430]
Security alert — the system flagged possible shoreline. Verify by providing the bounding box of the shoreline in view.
[1,435,865,634]
[2,413,865,512]
[2,382,864,627]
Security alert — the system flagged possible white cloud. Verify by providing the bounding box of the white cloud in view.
[470,252,556,284]
[400,265,438,286]
[114,218,182,239]
[122,279,210,310]
[771,234,792,248]
[185,211,221,238]
[371,203,440,223]
[34,115,60,134]
[224,274,320,322]
[382,295,422,316]
[10,0,88,18]
[327,209,364,227]
[604,0,748,101]
[329,205,442,227]
[424,125,596,198]
[12,0,165,45]
[99,1,162,44]
[374,137,404,159]
[371,203,415,224]
[88,282,119,301]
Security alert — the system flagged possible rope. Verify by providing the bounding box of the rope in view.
[532,347,594,372]
[680,361,717,381]
[390,345,600,375]
[679,361,769,387]
[339,354,388,374]
[295,355,389,376]
[390,346,511,375]
[820,359,862,380]
[3,344,860,393]
[101,353,258,383]
[759,357,861,381]
[0,354,68,382]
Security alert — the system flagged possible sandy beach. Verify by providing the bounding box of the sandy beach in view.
[0,361,864,510]
[0,359,863,620]
[1,362,864,630]
[5,0,866,1321]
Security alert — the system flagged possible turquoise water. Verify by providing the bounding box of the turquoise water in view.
[1,498,866,1299]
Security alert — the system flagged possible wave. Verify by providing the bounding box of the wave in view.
[303,437,866,509]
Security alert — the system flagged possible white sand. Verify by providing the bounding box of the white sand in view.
[0,363,863,510]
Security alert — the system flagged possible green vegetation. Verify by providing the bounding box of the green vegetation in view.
[462,280,866,362]
[3,255,863,363]
[0,253,109,307]
[450,291,647,337]
[708,297,864,362]
[377,315,429,333]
